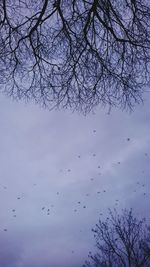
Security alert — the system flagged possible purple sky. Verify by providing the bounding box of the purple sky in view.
[0,94,150,267]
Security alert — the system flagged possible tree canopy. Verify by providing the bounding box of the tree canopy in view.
[0,0,150,113]
[83,209,150,267]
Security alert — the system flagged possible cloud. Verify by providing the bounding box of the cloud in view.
[0,93,150,266]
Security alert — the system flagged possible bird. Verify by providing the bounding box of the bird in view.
[83,206,86,209]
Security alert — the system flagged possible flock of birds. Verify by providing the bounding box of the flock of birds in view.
[1,133,149,233]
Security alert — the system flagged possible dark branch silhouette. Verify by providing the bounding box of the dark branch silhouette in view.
[0,1,150,113]
[83,209,150,266]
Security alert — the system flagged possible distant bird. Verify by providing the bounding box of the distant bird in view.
[78,155,81,158]
[42,207,45,210]
[93,153,96,157]
[117,162,121,164]
[74,209,77,212]
[97,191,100,194]
[103,190,106,193]
[93,130,96,133]
[78,202,81,204]
[90,178,94,181]
[98,165,100,168]
[127,138,130,141]
[17,197,21,200]
[47,213,50,215]
[83,206,86,209]
[67,169,71,172]
[12,209,15,212]
[4,229,7,232]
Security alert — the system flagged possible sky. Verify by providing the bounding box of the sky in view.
[0,94,150,267]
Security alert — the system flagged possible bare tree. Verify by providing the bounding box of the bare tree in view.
[83,209,150,267]
[0,1,150,113]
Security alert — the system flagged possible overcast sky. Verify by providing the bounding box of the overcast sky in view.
[0,94,150,267]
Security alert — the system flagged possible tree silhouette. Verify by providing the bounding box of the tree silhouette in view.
[0,1,150,113]
[83,209,150,267]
